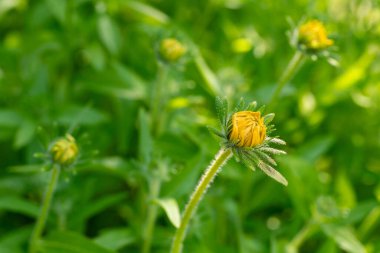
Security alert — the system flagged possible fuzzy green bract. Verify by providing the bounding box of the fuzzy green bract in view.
[211,97,288,186]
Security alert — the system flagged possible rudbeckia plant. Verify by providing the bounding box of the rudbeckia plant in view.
[297,19,334,54]
[170,97,287,253]
[270,19,336,106]
[29,134,79,253]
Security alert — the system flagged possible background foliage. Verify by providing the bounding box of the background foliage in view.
[0,0,379,252]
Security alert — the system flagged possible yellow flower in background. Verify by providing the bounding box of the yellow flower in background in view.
[232,38,252,53]
[159,38,186,62]
[229,111,266,147]
[298,20,334,50]
[50,134,79,166]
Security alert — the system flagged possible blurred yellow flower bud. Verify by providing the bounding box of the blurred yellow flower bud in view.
[298,20,333,50]
[50,134,79,166]
[229,111,266,147]
[232,38,252,53]
[159,38,186,62]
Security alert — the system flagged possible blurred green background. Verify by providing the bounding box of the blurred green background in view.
[0,0,379,252]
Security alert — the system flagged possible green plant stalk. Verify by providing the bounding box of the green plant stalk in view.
[151,63,169,137]
[286,221,317,252]
[29,165,60,253]
[170,148,233,253]
[358,206,380,240]
[269,51,305,107]
[193,51,221,96]
[142,177,161,253]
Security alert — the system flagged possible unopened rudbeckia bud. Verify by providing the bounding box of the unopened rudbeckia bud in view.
[50,134,78,166]
[229,111,266,147]
[159,38,186,62]
[298,20,333,51]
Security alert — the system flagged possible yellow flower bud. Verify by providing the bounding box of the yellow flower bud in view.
[50,134,79,166]
[229,111,266,147]
[298,20,334,50]
[159,38,186,62]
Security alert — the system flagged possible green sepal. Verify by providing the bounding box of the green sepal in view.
[241,155,256,171]
[255,149,277,166]
[215,96,228,127]
[263,113,275,124]
[257,105,266,114]
[232,148,241,162]
[260,147,287,155]
[207,126,225,139]
[257,161,288,186]
[234,98,246,112]
[247,101,258,111]
[267,137,286,145]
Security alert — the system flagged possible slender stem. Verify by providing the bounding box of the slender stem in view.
[358,206,380,240]
[286,221,317,253]
[170,148,233,253]
[151,63,169,137]
[29,166,60,253]
[142,177,161,253]
[269,51,305,108]
[141,63,168,252]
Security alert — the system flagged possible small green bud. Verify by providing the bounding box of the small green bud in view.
[159,38,186,62]
[50,134,79,166]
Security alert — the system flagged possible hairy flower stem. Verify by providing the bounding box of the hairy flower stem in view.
[29,166,60,253]
[142,177,161,253]
[170,148,233,253]
[269,51,305,108]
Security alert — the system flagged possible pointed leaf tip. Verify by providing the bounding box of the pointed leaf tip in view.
[264,113,275,124]
[207,126,225,138]
[155,198,181,228]
[258,162,288,186]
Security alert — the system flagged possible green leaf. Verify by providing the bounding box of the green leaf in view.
[8,164,46,174]
[335,170,356,209]
[122,1,169,24]
[14,120,35,148]
[97,15,120,55]
[297,136,334,163]
[93,228,135,251]
[111,61,147,96]
[0,246,23,253]
[45,0,66,24]
[83,43,106,71]
[40,231,114,253]
[56,105,108,126]
[0,196,39,217]
[69,193,126,228]
[315,196,341,219]
[155,198,181,228]
[0,226,31,249]
[77,63,146,100]
[194,51,221,96]
[358,206,380,239]
[0,110,22,127]
[322,224,366,253]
